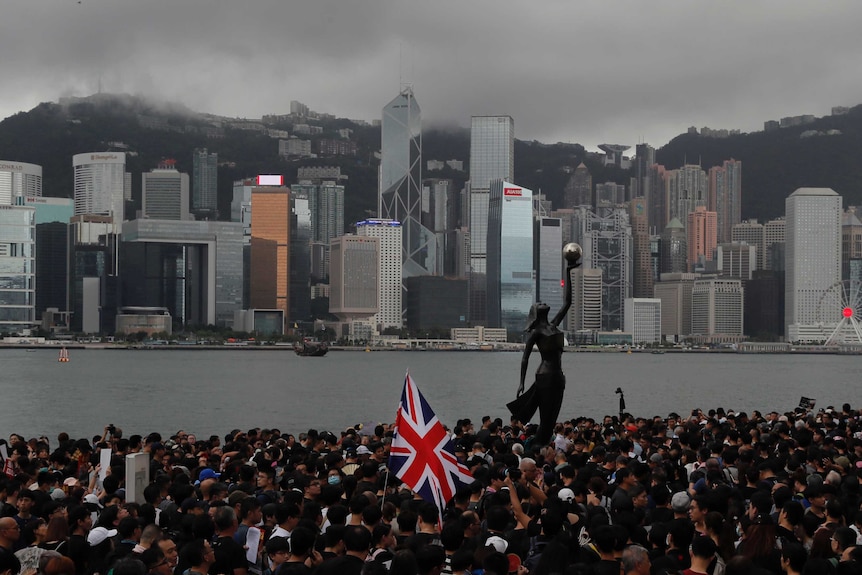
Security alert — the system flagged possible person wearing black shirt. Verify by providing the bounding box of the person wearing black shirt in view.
[211,507,247,575]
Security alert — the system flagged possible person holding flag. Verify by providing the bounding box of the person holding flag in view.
[388,373,474,523]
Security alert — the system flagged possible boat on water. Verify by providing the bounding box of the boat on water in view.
[294,339,328,357]
[58,348,70,363]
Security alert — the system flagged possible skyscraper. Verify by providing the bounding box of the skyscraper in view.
[624,298,661,343]
[563,163,592,209]
[192,148,218,217]
[654,272,700,341]
[595,182,625,208]
[487,181,534,334]
[356,219,403,330]
[732,220,765,271]
[567,268,603,335]
[329,235,379,322]
[292,180,345,279]
[380,88,435,277]
[785,187,842,342]
[660,218,688,274]
[469,115,514,324]
[633,144,655,199]
[29,197,74,321]
[709,159,742,243]
[0,160,42,204]
[629,197,653,298]
[250,186,290,324]
[290,189,311,322]
[142,160,190,221]
[687,206,717,270]
[571,206,632,331]
[73,152,127,225]
[0,202,35,333]
[691,278,744,343]
[667,164,707,227]
[535,216,563,322]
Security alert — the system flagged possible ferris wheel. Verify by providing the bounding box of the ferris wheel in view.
[816,280,862,345]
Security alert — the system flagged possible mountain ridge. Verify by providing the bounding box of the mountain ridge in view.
[2,93,861,225]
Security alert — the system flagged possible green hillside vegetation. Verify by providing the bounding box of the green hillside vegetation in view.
[1,93,861,227]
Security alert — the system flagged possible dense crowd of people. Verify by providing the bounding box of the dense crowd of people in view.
[2,404,862,575]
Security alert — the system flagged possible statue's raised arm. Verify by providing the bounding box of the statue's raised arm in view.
[507,243,581,446]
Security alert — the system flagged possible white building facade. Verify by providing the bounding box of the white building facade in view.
[0,160,42,205]
[73,152,127,226]
[785,188,842,342]
[624,298,661,344]
[357,219,403,330]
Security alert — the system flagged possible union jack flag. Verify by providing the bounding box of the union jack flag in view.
[389,372,474,516]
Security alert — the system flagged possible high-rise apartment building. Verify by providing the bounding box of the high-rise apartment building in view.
[629,198,653,298]
[563,163,592,209]
[142,160,190,221]
[380,88,436,277]
[687,206,718,270]
[192,148,218,216]
[785,188,842,342]
[487,181,534,334]
[0,202,36,333]
[0,160,42,204]
[356,219,403,330]
[667,164,707,227]
[633,144,655,199]
[250,186,290,325]
[647,164,670,233]
[709,159,742,243]
[842,208,862,280]
[660,218,688,274]
[571,206,632,331]
[73,152,127,225]
[624,298,661,343]
[469,116,514,324]
[329,235,379,322]
[691,277,744,342]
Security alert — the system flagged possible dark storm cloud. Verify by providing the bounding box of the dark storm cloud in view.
[2,1,861,149]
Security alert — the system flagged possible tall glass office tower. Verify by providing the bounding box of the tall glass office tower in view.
[0,202,36,333]
[487,180,534,335]
[469,116,514,323]
[380,87,435,277]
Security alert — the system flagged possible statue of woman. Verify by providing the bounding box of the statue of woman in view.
[507,244,580,446]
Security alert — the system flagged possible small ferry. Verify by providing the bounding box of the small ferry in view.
[58,348,70,363]
[294,339,328,357]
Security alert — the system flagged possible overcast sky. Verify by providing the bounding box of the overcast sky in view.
[3,1,861,151]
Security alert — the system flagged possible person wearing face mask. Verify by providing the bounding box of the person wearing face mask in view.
[326,470,344,487]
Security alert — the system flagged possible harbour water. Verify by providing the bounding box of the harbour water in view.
[1,349,859,440]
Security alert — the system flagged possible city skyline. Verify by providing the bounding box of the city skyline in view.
[1,2,862,150]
